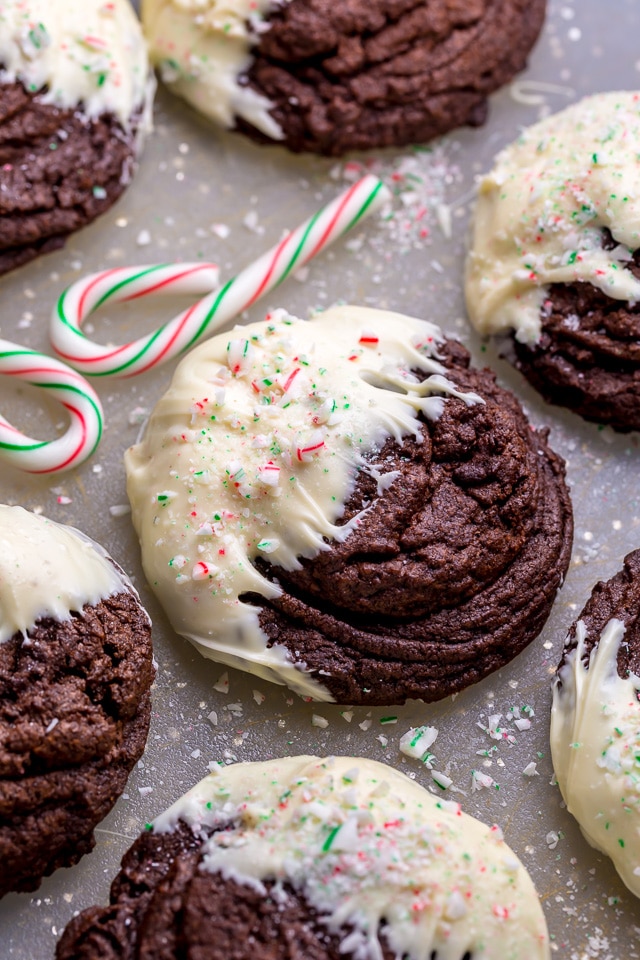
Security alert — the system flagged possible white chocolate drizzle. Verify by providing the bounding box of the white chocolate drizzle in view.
[141,0,292,138]
[125,305,483,699]
[465,92,640,344]
[0,0,152,127]
[551,617,640,898]
[0,505,128,643]
[154,755,550,960]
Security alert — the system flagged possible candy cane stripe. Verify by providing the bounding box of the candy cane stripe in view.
[187,277,235,351]
[307,181,361,261]
[50,176,391,380]
[343,179,386,233]
[123,264,217,303]
[245,233,292,308]
[78,265,130,319]
[276,208,321,286]
[92,264,168,312]
[0,340,104,474]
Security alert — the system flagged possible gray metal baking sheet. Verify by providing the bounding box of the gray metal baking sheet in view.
[2,0,640,956]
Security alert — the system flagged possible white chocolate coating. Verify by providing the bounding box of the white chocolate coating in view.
[0,0,151,127]
[0,505,128,643]
[465,92,640,344]
[141,0,291,138]
[154,755,550,960]
[125,306,482,699]
[551,619,640,898]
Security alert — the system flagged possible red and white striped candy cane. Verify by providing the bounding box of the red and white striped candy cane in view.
[0,339,103,474]
[52,261,220,378]
[50,175,390,378]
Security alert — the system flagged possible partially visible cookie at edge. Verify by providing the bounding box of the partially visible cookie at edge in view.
[0,505,154,898]
[142,0,546,155]
[125,304,573,706]
[465,91,640,432]
[0,0,154,276]
[551,550,640,899]
[56,755,551,960]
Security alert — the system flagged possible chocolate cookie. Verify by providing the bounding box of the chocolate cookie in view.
[126,305,572,705]
[512,239,640,433]
[56,756,551,959]
[550,551,640,899]
[142,0,546,155]
[0,0,153,276]
[465,92,640,432]
[0,506,154,898]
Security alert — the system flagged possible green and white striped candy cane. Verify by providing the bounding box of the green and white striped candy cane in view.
[50,175,391,378]
[0,339,103,474]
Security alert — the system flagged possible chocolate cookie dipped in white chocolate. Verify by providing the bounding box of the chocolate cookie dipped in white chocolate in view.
[551,618,640,898]
[152,755,550,959]
[142,0,291,138]
[465,92,640,344]
[125,305,483,699]
[0,504,128,643]
[0,0,152,129]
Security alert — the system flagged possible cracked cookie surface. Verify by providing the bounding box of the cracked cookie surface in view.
[0,80,140,276]
[255,340,573,704]
[0,591,153,897]
[0,504,154,897]
[143,0,545,155]
[513,246,640,432]
[242,0,546,154]
[465,92,640,430]
[57,756,550,959]
[126,307,572,706]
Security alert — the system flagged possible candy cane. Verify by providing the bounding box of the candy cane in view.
[0,340,103,474]
[50,175,391,378]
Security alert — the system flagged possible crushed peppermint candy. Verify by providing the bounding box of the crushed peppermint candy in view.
[295,430,326,462]
[546,831,560,850]
[257,538,280,553]
[431,770,453,791]
[514,718,532,732]
[399,725,439,762]
[471,770,496,792]
[213,673,229,694]
[192,561,218,581]
[330,145,464,253]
